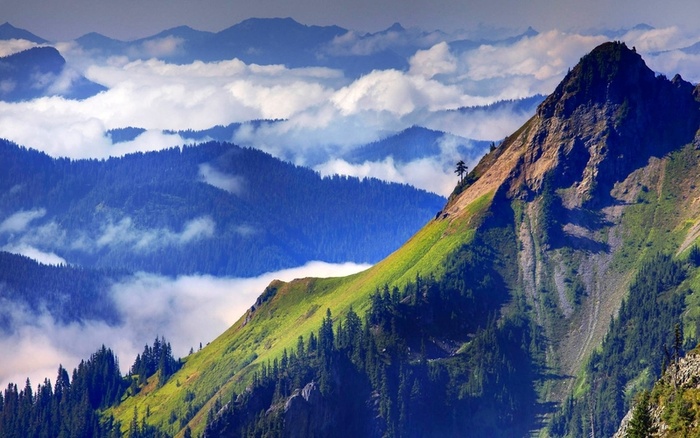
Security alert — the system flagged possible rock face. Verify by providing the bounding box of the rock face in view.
[443,40,700,416]
[614,352,700,437]
[283,382,333,438]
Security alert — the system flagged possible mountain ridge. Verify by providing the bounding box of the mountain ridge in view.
[0,139,444,277]
[158,41,700,436]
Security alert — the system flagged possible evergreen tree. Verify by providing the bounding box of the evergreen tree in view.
[454,160,468,184]
[626,390,655,438]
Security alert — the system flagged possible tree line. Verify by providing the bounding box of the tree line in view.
[0,338,179,438]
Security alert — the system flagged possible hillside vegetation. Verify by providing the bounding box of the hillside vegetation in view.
[0,140,444,277]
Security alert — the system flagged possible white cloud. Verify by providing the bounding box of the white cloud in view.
[199,163,246,195]
[619,26,697,53]
[0,208,46,234]
[645,50,700,83]
[331,69,475,116]
[1,243,67,265]
[136,36,185,58]
[323,27,444,57]
[96,216,215,251]
[315,154,476,197]
[179,216,216,244]
[0,39,41,57]
[459,31,608,92]
[409,42,457,79]
[1,27,699,190]
[0,261,371,390]
[422,104,538,141]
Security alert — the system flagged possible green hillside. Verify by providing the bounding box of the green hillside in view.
[104,41,700,437]
[107,189,495,436]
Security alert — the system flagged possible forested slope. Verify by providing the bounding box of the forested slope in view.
[0,140,444,277]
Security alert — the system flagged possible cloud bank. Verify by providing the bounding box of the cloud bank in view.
[0,260,371,390]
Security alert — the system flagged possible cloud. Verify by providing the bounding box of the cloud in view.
[0,208,46,234]
[408,42,457,79]
[645,50,700,83]
[2,27,699,190]
[322,27,444,57]
[0,261,371,390]
[421,104,539,141]
[0,211,218,265]
[618,26,697,53]
[199,163,246,195]
[133,36,185,58]
[314,136,484,197]
[458,30,608,96]
[0,39,41,57]
[331,68,476,116]
[96,216,215,251]
[1,243,67,265]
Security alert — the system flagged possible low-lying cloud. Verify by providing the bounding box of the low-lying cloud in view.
[0,261,371,390]
[96,216,215,251]
[198,163,246,195]
[0,210,218,265]
[0,243,67,266]
[0,208,46,234]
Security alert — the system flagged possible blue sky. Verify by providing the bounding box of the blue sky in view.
[2,0,700,41]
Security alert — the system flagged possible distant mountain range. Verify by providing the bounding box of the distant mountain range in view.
[70,18,545,78]
[0,139,444,278]
[0,18,542,80]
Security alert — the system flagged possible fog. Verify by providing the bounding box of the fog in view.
[0,261,371,390]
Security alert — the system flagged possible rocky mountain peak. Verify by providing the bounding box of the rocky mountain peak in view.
[537,41,654,119]
[447,41,700,216]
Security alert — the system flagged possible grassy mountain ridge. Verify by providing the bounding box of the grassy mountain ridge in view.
[100,41,700,436]
[107,192,493,435]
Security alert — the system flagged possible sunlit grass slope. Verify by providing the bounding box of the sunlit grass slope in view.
[109,192,495,436]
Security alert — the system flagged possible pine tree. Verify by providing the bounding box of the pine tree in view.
[454,160,468,184]
[626,390,655,438]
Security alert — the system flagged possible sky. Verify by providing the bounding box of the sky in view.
[1,0,700,41]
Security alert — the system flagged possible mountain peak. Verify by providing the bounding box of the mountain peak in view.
[0,22,48,43]
[538,41,653,119]
[384,22,405,33]
[447,41,700,215]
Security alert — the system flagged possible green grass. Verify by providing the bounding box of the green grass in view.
[108,192,495,436]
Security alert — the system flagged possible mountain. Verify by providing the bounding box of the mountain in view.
[72,18,407,77]
[70,18,536,79]
[449,26,539,53]
[0,22,47,43]
[0,46,106,101]
[4,41,700,437]
[0,140,444,277]
[75,32,129,56]
[344,125,491,165]
[104,41,700,436]
[0,251,124,330]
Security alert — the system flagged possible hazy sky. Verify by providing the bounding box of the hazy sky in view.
[2,0,700,41]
